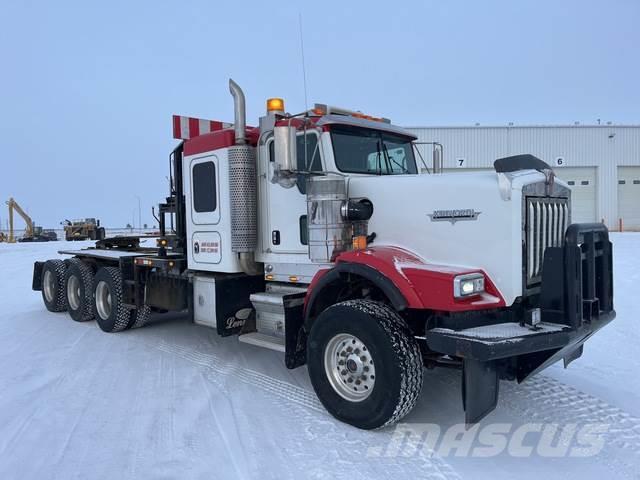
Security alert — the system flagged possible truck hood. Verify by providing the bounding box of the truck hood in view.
[346,170,549,306]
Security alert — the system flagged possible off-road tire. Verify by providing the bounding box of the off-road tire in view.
[64,259,95,322]
[307,299,423,430]
[93,267,133,333]
[130,305,151,329]
[41,259,67,312]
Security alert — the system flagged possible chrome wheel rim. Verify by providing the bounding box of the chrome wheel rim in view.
[67,275,81,310]
[95,281,112,320]
[324,333,376,402]
[43,270,55,303]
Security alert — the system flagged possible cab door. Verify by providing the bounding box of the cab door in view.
[186,154,222,267]
[263,131,322,254]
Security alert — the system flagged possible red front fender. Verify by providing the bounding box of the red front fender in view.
[306,246,505,314]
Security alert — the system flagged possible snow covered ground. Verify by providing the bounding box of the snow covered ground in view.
[0,235,639,480]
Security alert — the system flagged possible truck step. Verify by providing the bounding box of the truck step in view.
[238,332,286,353]
[265,283,308,294]
[250,290,305,338]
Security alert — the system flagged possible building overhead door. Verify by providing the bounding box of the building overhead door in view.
[554,167,597,223]
[618,167,640,231]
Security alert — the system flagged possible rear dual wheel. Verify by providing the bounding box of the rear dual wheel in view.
[64,259,95,322]
[41,260,67,312]
[40,259,149,331]
[93,267,149,332]
[42,258,95,322]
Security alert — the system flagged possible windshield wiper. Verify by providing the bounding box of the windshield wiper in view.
[381,141,409,174]
[375,140,383,175]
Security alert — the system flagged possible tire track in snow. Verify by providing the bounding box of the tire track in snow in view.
[498,372,640,480]
[428,364,640,458]
[505,375,640,478]
[502,374,640,455]
[0,326,93,458]
[153,340,325,412]
[197,373,251,480]
[150,339,462,480]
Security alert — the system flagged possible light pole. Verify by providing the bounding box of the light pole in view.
[134,195,141,232]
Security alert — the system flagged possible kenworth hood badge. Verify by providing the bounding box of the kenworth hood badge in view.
[427,209,482,224]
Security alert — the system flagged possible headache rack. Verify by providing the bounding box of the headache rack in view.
[525,196,570,288]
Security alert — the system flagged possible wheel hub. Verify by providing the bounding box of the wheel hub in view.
[67,275,80,310]
[95,281,112,320]
[346,355,363,375]
[43,270,55,303]
[324,333,376,402]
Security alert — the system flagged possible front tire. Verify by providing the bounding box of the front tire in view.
[307,300,424,430]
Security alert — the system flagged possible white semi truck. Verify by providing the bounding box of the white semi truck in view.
[32,80,615,429]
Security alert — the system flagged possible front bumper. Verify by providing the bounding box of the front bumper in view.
[426,311,615,363]
[425,223,615,424]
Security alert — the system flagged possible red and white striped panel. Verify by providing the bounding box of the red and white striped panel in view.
[172,115,232,140]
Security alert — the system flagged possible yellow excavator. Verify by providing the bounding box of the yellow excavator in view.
[5,198,57,243]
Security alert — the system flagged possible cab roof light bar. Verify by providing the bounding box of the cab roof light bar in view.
[311,103,391,124]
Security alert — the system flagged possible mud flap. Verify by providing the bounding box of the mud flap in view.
[462,359,499,425]
[563,344,583,368]
[32,261,44,291]
[284,293,307,369]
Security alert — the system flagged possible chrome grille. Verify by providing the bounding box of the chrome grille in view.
[525,197,569,285]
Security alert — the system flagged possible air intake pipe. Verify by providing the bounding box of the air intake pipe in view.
[228,79,261,276]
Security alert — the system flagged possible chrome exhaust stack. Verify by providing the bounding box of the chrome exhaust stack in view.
[227,79,261,276]
[229,79,246,145]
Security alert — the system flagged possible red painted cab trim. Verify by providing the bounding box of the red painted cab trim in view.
[307,246,505,313]
[183,127,259,156]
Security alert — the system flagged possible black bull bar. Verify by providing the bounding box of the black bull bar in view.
[425,223,615,424]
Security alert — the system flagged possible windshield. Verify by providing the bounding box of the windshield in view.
[330,124,417,175]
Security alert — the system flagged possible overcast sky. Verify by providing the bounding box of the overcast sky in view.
[1,0,638,228]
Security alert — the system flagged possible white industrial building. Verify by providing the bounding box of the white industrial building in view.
[408,125,640,231]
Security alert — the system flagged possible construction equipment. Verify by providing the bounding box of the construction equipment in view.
[32,79,615,429]
[62,218,105,241]
[5,198,57,242]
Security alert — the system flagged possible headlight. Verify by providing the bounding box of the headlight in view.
[453,273,485,298]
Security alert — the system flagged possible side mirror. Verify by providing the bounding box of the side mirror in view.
[273,125,297,174]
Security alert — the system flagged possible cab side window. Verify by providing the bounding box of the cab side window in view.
[296,133,320,194]
[193,161,217,212]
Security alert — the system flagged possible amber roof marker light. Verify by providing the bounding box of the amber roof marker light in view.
[267,98,285,113]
